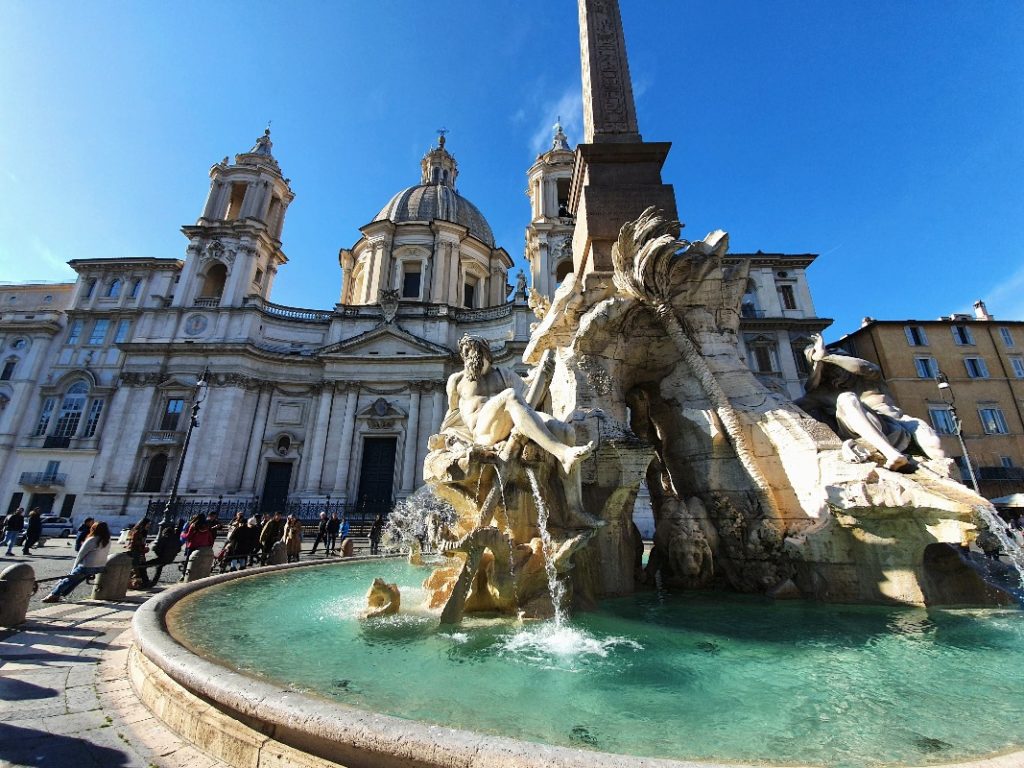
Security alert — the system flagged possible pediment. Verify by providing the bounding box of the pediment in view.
[319,325,452,360]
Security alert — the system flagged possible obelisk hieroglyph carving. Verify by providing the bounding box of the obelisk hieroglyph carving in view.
[578,0,641,143]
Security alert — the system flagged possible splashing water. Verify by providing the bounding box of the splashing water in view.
[500,621,642,669]
[526,467,566,625]
[974,504,1024,585]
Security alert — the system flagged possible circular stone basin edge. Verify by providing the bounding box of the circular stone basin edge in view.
[129,558,1024,768]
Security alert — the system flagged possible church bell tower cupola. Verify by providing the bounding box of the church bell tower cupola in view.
[174,128,295,311]
[525,120,576,299]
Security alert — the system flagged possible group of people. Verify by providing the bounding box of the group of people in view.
[2,507,44,556]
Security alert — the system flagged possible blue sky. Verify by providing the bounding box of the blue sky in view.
[1,1,1022,339]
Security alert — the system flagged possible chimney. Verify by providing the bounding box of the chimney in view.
[973,300,992,321]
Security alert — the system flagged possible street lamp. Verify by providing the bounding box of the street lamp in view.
[161,366,211,527]
[936,371,980,493]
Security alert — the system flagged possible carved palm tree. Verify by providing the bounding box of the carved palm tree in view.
[612,206,780,518]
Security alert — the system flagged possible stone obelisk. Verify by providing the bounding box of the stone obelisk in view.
[570,0,678,283]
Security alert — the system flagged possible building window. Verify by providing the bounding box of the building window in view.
[84,279,96,299]
[106,279,122,299]
[952,455,972,481]
[928,406,956,435]
[1011,357,1024,379]
[199,263,227,301]
[160,398,185,431]
[964,357,989,379]
[1000,327,1015,347]
[952,325,975,345]
[225,183,246,220]
[34,397,56,436]
[979,407,1009,435]
[777,283,797,310]
[66,320,83,345]
[463,280,476,308]
[114,319,131,343]
[83,399,104,438]
[87,319,110,346]
[53,382,89,438]
[402,265,422,299]
[904,325,928,346]
[254,269,264,287]
[1001,456,1015,469]
[141,453,169,493]
[0,358,16,381]
[914,357,938,379]
[792,342,812,377]
[745,335,780,374]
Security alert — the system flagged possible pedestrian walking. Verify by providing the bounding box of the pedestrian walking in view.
[3,507,25,555]
[21,508,43,555]
[310,512,329,555]
[75,517,95,552]
[42,521,112,603]
[259,510,284,564]
[283,515,302,563]
[326,512,340,555]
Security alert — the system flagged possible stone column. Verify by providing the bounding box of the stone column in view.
[400,386,422,492]
[240,384,271,492]
[332,388,360,501]
[303,386,334,493]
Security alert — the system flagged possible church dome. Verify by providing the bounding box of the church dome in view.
[371,135,495,247]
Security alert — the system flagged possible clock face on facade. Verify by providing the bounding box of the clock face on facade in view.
[184,314,209,336]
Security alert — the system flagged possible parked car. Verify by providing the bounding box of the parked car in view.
[40,516,74,538]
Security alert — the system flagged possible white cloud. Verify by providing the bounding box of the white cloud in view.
[529,88,583,155]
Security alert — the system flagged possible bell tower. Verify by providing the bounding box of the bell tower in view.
[525,120,575,298]
[173,129,295,309]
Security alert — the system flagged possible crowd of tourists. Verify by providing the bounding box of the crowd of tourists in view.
[3,505,388,604]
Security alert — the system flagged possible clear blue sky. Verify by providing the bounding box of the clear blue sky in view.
[1,1,1022,339]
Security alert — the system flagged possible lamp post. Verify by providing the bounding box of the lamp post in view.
[936,371,980,494]
[161,366,211,527]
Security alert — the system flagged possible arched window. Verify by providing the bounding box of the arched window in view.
[130,279,142,299]
[555,259,573,284]
[84,279,97,299]
[53,381,89,438]
[199,263,228,301]
[0,357,16,381]
[106,279,122,298]
[142,453,169,493]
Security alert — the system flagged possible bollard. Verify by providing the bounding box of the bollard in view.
[92,552,133,601]
[0,563,36,627]
[183,546,215,582]
[341,537,355,558]
[268,540,287,565]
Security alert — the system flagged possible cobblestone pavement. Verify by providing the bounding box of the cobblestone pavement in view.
[0,539,363,768]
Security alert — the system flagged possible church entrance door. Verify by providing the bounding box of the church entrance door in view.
[261,462,293,513]
[356,437,397,522]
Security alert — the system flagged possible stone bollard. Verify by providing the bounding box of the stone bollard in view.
[0,563,36,627]
[183,547,215,583]
[268,540,287,565]
[92,552,133,601]
[341,537,355,558]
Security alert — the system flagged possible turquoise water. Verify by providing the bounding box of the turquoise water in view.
[169,560,1024,767]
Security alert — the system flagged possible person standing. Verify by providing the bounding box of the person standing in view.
[22,508,43,555]
[128,517,151,588]
[259,510,284,564]
[3,507,25,555]
[75,517,95,552]
[309,512,329,555]
[326,512,340,556]
[283,515,302,563]
[42,521,112,603]
[369,515,384,556]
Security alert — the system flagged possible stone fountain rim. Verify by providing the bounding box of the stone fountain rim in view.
[130,557,1024,768]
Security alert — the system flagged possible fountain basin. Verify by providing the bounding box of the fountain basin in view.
[132,558,1024,768]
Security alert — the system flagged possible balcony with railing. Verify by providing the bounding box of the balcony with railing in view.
[145,430,185,446]
[193,297,221,308]
[20,472,68,487]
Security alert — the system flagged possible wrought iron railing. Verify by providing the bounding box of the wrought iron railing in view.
[19,472,68,487]
[144,496,383,536]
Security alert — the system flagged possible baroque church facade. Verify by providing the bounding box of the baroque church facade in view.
[0,126,828,523]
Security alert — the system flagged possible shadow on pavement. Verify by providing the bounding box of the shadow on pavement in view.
[0,677,59,700]
[0,722,134,766]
